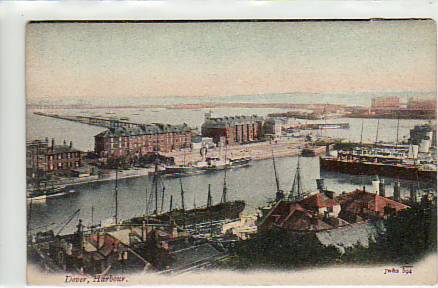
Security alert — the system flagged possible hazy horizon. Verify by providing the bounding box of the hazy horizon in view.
[26,20,436,103]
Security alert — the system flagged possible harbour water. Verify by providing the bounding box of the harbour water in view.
[27,107,436,235]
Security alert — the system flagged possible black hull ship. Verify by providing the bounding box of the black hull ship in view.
[320,121,437,182]
[128,200,245,226]
[137,146,246,226]
[320,157,436,182]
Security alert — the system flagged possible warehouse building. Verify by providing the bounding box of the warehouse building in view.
[201,113,264,145]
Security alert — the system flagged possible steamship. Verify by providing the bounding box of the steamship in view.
[321,122,437,182]
[320,146,437,182]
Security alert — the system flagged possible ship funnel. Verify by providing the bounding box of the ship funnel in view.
[393,180,401,202]
[410,183,417,203]
[316,179,326,192]
[372,175,380,194]
[379,178,386,197]
[419,138,431,153]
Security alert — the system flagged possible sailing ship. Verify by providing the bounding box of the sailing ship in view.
[128,145,245,226]
[258,146,310,220]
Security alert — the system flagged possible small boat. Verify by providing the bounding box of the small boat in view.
[161,156,252,177]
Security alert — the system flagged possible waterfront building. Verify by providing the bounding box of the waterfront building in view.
[94,123,192,159]
[201,112,264,145]
[26,138,82,175]
[407,97,437,111]
[371,96,400,110]
[263,118,283,139]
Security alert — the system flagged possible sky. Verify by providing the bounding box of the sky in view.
[26,20,436,103]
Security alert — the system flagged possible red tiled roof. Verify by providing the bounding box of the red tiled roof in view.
[337,189,409,215]
[300,193,339,210]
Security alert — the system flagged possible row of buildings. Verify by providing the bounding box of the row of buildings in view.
[371,96,437,112]
[94,123,192,158]
[27,113,289,177]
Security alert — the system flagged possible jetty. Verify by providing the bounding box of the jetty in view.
[34,112,143,129]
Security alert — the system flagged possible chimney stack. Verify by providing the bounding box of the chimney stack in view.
[63,139,67,146]
[325,144,330,156]
[393,180,401,202]
[379,178,386,197]
[372,175,380,194]
[410,183,417,203]
[51,138,55,149]
[69,141,73,149]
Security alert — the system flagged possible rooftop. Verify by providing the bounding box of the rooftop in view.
[337,189,410,215]
[300,192,339,210]
[202,115,263,129]
[47,144,81,154]
[95,123,192,138]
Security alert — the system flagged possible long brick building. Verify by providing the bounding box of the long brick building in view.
[201,113,264,145]
[94,123,192,159]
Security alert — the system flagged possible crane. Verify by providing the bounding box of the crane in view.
[56,209,81,236]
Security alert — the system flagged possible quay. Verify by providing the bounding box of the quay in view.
[27,139,332,194]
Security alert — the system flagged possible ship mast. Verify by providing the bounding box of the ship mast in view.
[360,119,364,145]
[207,184,213,235]
[221,143,228,203]
[290,157,303,201]
[207,184,212,208]
[169,195,173,212]
[179,178,185,211]
[179,177,186,227]
[154,159,159,215]
[154,133,159,215]
[396,111,400,147]
[271,143,283,201]
[144,185,148,215]
[374,119,380,146]
[193,192,197,209]
[160,186,166,213]
[114,162,118,224]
